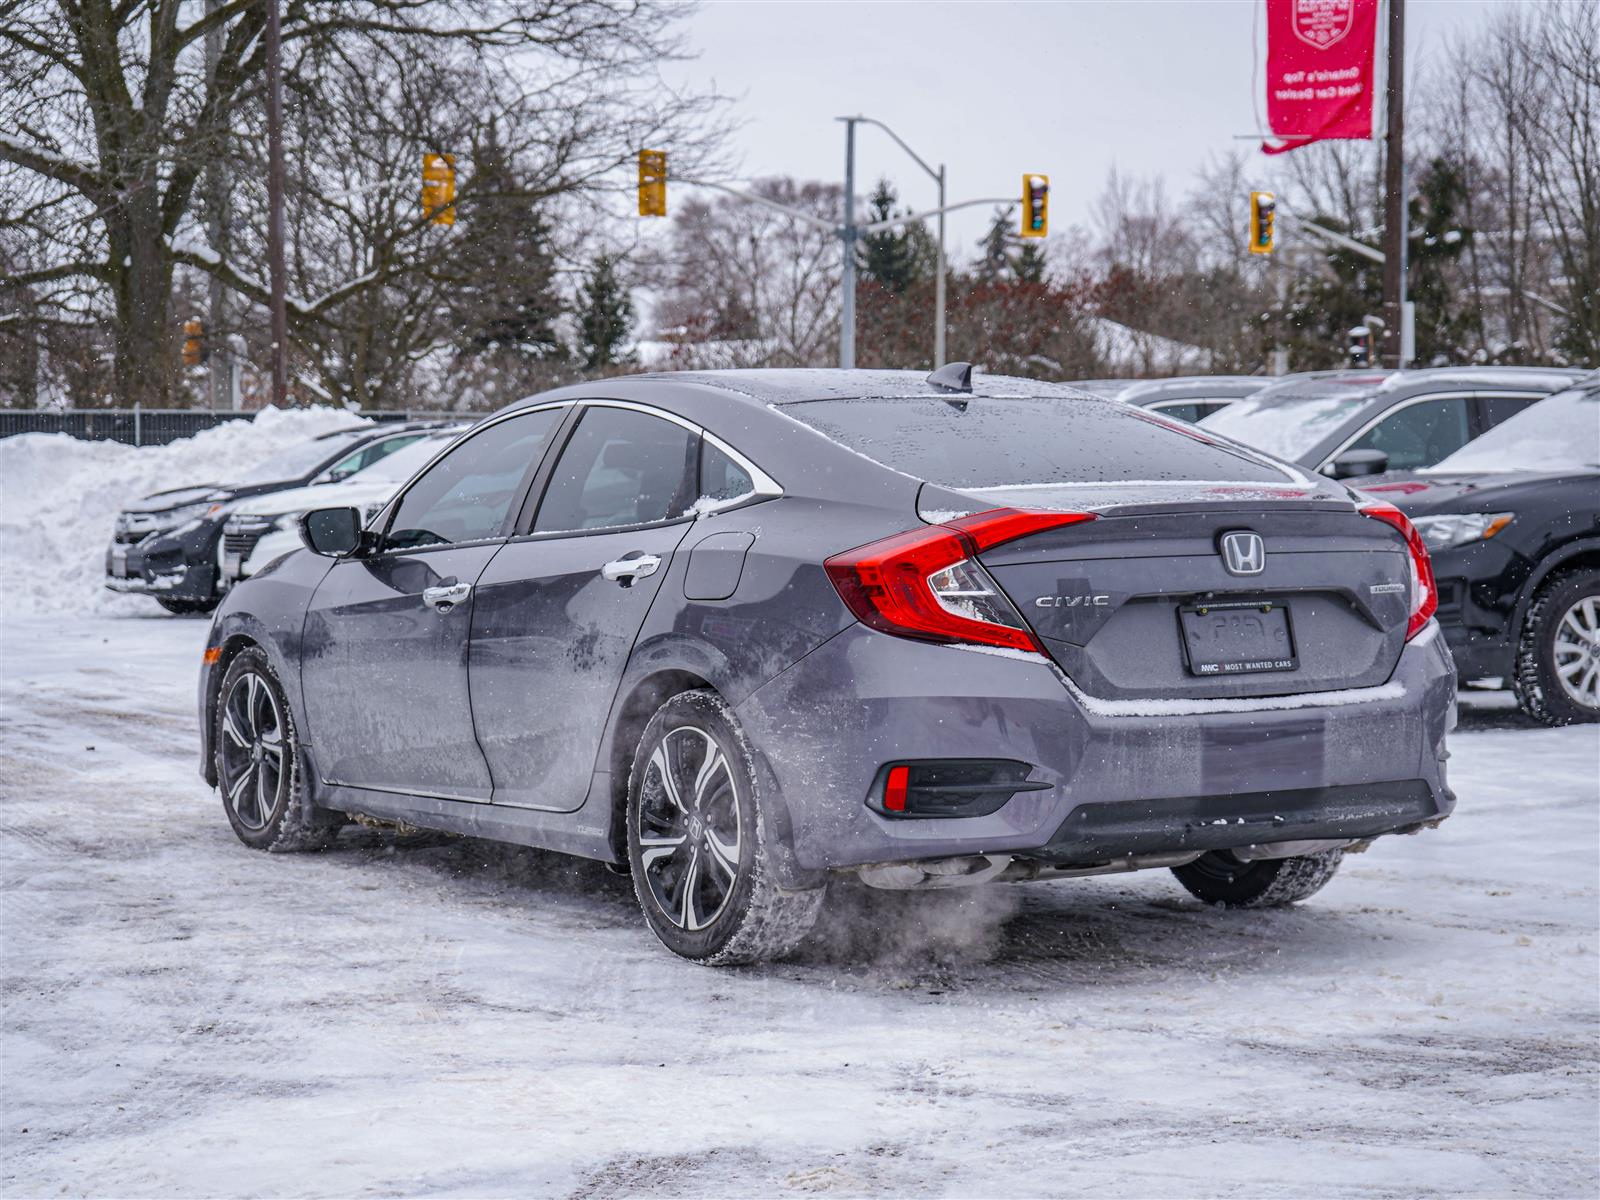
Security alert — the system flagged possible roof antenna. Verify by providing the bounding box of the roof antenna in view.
[926,361,974,394]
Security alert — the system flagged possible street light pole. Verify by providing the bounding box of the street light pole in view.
[848,116,949,368]
[264,0,288,407]
[839,117,858,370]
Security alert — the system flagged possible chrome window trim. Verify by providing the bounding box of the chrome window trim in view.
[1315,390,1536,474]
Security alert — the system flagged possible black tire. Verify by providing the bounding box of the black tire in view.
[626,690,824,965]
[1512,568,1600,726]
[1172,848,1343,908]
[214,647,342,852]
[157,595,219,616]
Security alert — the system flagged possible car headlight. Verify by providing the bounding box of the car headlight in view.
[1411,512,1514,551]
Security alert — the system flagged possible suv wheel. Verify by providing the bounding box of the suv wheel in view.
[1513,569,1600,726]
[1171,848,1343,908]
[626,690,824,965]
[215,648,342,852]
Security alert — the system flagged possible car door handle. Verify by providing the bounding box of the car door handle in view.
[422,582,472,612]
[601,553,662,586]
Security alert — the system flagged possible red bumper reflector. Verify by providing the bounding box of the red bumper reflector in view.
[202,647,222,665]
[883,765,910,812]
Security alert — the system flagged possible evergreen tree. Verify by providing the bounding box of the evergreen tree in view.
[858,179,930,295]
[1012,239,1048,283]
[1408,158,1474,365]
[576,254,635,371]
[451,120,563,360]
[977,207,1018,281]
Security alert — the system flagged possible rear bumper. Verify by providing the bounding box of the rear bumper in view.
[736,621,1456,876]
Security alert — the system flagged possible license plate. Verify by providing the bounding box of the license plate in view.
[111,546,128,577]
[222,551,242,579]
[1179,601,1298,676]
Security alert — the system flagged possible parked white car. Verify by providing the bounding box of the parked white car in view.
[219,427,464,583]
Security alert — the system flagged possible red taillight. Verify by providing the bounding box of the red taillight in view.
[825,508,1096,653]
[1360,502,1438,640]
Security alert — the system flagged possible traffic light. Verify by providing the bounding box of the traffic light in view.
[1021,174,1049,238]
[638,149,667,217]
[1249,190,1276,254]
[421,152,456,226]
[182,318,206,367]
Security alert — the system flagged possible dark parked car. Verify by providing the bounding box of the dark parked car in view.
[106,423,440,614]
[1200,367,1583,479]
[1117,375,1273,423]
[200,367,1455,964]
[1360,376,1600,725]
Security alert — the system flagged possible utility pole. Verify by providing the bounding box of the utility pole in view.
[839,117,859,370]
[264,0,288,407]
[1380,0,1407,369]
[203,0,236,410]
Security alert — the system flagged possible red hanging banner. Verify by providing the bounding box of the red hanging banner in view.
[1262,0,1380,155]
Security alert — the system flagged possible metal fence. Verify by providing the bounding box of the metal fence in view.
[0,407,418,446]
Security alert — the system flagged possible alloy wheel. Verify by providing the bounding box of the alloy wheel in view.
[218,671,287,831]
[636,726,744,932]
[1553,595,1600,709]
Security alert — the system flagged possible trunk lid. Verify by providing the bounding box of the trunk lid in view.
[926,485,1412,701]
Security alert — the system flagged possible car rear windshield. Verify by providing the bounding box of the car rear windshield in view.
[1199,380,1383,460]
[236,430,365,485]
[782,396,1293,488]
[1425,385,1600,474]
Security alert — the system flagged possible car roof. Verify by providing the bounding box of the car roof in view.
[1244,365,1582,407]
[1118,376,1272,404]
[526,368,1111,409]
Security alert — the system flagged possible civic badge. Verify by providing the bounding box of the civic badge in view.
[1220,531,1266,576]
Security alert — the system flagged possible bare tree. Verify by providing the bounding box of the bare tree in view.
[0,0,724,407]
[650,177,842,369]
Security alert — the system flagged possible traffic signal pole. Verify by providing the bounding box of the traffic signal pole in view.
[264,0,287,408]
[1380,0,1408,368]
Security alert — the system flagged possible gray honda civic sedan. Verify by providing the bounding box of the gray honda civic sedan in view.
[198,367,1457,964]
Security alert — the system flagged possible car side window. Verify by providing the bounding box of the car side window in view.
[382,410,560,551]
[700,440,755,502]
[1150,401,1206,423]
[1477,393,1539,431]
[534,407,696,533]
[1344,397,1472,471]
[323,433,423,482]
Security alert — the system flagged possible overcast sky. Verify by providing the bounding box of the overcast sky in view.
[663,0,1517,262]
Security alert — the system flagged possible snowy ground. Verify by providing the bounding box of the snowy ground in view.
[2,611,1596,1198]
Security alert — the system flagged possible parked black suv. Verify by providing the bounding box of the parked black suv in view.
[106,423,438,613]
[1362,376,1600,724]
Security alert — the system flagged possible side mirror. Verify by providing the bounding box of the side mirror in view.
[299,506,363,557]
[1326,448,1390,480]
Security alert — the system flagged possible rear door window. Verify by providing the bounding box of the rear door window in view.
[782,396,1291,486]
[1342,397,1472,472]
[533,407,698,532]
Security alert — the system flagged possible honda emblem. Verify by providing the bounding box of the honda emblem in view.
[1220,531,1266,576]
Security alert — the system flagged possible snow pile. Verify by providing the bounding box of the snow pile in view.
[0,407,366,617]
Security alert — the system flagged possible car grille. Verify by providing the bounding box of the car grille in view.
[223,515,275,559]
